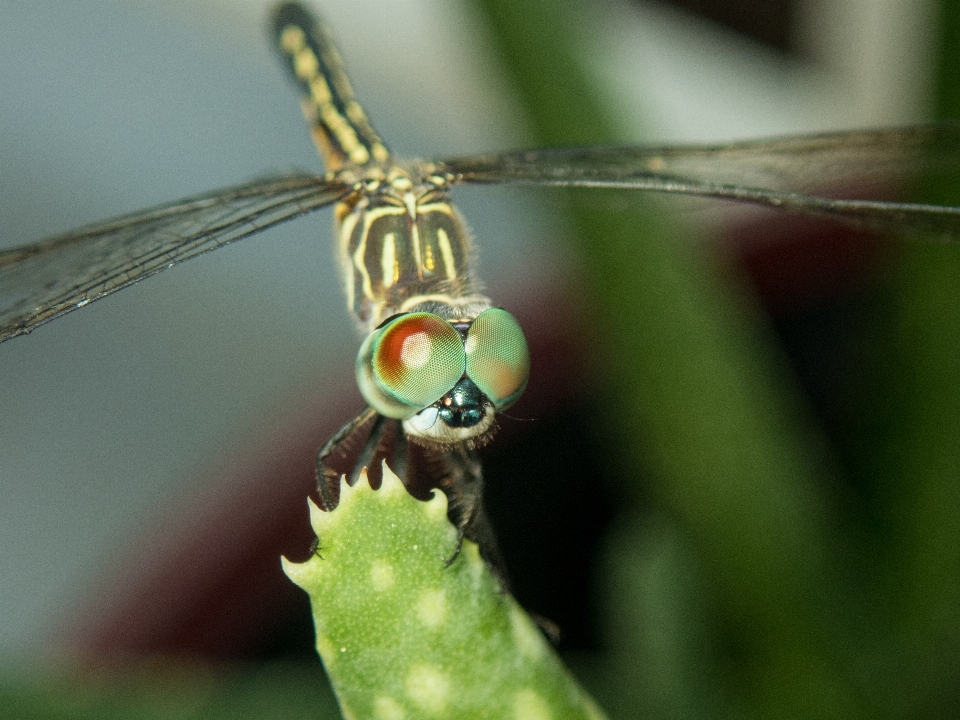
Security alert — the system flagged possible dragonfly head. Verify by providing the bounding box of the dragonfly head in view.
[355,308,530,447]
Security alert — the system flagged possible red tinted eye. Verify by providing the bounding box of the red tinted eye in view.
[369,313,466,408]
[377,315,445,382]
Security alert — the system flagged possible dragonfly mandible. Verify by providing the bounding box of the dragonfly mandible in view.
[4,3,960,578]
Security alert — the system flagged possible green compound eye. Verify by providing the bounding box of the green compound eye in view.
[464,308,530,410]
[356,313,466,419]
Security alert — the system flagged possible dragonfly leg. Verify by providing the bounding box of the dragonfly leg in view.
[351,412,389,485]
[436,446,510,592]
[315,406,377,510]
[441,451,561,639]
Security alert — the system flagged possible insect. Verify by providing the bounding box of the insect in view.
[4,3,960,578]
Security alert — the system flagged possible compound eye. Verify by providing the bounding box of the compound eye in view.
[357,312,465,418]
[464,308,530,410]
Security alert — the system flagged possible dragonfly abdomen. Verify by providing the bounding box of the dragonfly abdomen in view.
[274,2,389,170]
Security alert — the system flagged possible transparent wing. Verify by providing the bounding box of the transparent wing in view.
[0,174,349,342]
[440,125,960,237]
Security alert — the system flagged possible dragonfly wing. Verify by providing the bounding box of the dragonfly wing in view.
[0,174,349,343]
[440,125,960,237]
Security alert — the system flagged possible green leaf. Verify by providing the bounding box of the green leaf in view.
[283,464,605,720]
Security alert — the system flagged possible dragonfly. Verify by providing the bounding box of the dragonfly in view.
[5,2,960,576]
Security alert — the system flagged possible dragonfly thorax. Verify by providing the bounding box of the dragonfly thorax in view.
[335,166,479,330]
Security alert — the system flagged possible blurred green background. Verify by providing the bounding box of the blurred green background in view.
[3,0,960,718]
[475,0,960,718]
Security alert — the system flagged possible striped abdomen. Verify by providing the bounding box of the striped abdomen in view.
[274,3,389,170]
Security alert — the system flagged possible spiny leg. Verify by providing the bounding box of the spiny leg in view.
[437,446,560,641]
[433,445,510,591]
[351,412,389,485]
[315,406,377,510]
[318,412,509,589]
